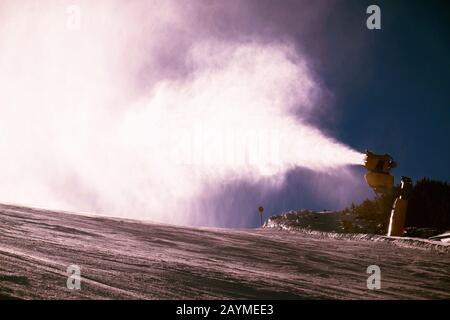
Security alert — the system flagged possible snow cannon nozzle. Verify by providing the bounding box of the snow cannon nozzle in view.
[363,150,396,195]
[364,150,396,173]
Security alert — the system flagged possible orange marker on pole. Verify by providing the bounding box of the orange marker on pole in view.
[258,206,264,226]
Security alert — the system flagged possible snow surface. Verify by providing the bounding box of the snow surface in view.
[0,203,449,299]
[430,231,450,243]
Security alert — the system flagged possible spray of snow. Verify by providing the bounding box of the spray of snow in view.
[0,1,364,225]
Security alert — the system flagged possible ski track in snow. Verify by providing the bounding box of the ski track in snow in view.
[0,203,449,299]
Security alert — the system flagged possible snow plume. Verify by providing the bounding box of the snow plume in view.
[0,1,364,225]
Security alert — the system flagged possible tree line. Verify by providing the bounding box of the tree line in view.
[341,178,450,235]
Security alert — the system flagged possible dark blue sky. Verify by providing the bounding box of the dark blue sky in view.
[305,0,450,182]
[205,0,450,227]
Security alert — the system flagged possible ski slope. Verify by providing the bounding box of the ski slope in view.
[0,203,449,299]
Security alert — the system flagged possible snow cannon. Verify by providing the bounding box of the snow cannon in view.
[363,150,411,237]
[363,150,396,195]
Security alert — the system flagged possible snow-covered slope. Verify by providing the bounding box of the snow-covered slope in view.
[0,203,449,299]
